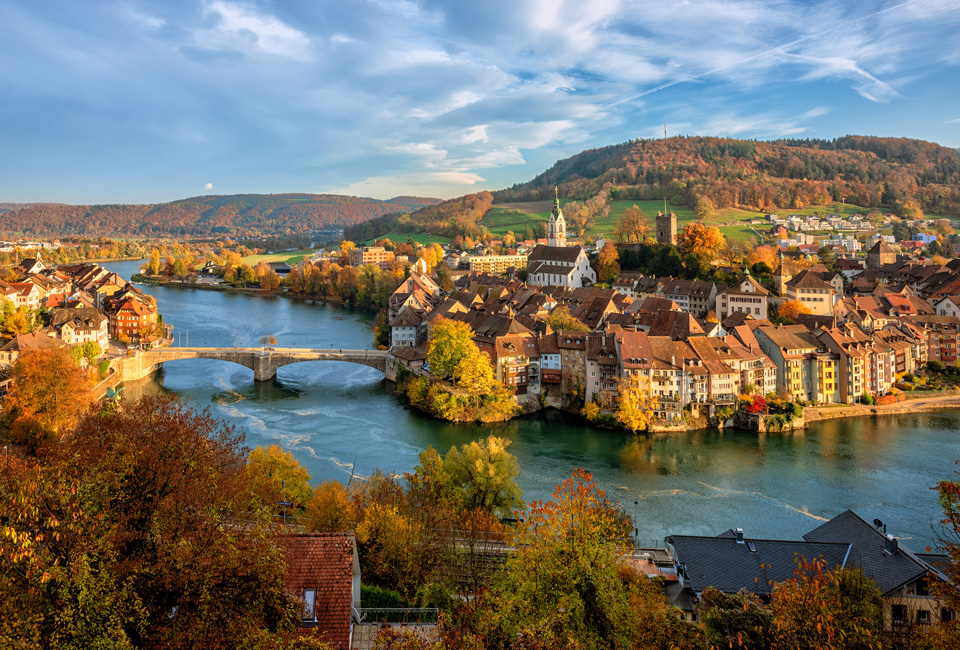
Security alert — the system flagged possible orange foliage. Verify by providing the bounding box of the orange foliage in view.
[779,299,812,321]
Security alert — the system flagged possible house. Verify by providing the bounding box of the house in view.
[390,307,426,348]
[526,245,596,288]
[666,510,952,633]
[804,511,951,634]
[7,282,42,311]
[49,307,110,350]
[0,331,64,365]
[494,333,540,393]
[754,325,839,404]
[110,296,158,341]
[785,270,837,316]
[665,528,851,621]
[281,533,361,648]
[715,271,769,322]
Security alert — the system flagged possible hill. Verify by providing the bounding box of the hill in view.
[0,194,440,239]
[494,135,960,218]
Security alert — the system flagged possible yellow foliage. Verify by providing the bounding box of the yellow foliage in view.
[615,375,656,433]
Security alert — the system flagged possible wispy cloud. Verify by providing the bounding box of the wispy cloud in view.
[1,0,958,203]
[195,1,313,61]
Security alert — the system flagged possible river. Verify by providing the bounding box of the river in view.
[105,260,960,550]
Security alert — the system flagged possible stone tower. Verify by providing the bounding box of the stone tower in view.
[656,211,677,247]
[547,188,567,247]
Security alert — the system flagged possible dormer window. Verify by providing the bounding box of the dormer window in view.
[303,588,317,622]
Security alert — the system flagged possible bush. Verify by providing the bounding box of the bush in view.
[715,406,735,422]
[361,584,404,609]
[861,393,874,406]
[903,373,916,383]
[784,402,803,420]
[928,360,945,374]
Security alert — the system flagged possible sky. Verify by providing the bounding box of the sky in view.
[1,0,960,205]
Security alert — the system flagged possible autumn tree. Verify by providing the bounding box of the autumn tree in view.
[615,204,652,243]
[615,374,656,433]
[339,240,357,266]
[779,299,812,321]
[595,241,620,283]
[443,435,523,517]
[770,559,883,650]
[677,222,724,261]
[247,444,313,512]
[696,196,716,220]
[478,469,649,649]
[3,346,95,448]
[546,305,589,332]
[454,346,495,395]
[145,248,161,275]
[255,261,281,291]
[0,396,300,649]
[305,480,356,532]
[426,317,476,380]
[749,244,780,270]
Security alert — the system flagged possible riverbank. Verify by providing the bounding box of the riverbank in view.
[805,394,960,422]
[130,275,960,434]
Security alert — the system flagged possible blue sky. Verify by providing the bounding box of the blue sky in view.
[1,0,959,204]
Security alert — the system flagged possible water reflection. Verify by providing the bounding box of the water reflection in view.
[102,259,960,549]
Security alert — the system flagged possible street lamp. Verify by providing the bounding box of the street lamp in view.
[634,500,639,546]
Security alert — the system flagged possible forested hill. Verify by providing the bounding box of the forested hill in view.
[494,136,960,216]
[0,193,440,238]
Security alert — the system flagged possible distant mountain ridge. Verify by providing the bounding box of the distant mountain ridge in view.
[494,135,960,216]
[0,193,440,238]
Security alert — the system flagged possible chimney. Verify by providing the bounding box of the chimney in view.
[735,528,744,543]
[884,534,899,555]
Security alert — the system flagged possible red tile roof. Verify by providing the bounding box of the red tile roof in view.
[281,533,357,649]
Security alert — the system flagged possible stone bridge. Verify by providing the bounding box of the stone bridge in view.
[123,346,388,382]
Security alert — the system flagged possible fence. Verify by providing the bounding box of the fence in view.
[357,608,439,625]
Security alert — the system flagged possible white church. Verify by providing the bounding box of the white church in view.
[526,191,597,288]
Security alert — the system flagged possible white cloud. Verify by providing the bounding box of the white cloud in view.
[124,8,165,30]
[332,170,485,199]
[204,182,214,190]
[462,125,489,144]
[196,1,313,61]
[948,118,960,124]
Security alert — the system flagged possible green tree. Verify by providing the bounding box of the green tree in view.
[443,435,523,517]
[480,469,646,649]
[81,340,102,364]
[426,317,475,380]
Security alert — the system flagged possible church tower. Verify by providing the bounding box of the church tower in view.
[547,187,567,247]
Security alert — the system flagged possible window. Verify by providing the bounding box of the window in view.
[302,589,316,621]
[918,609,930,625]
[892,604,907,624]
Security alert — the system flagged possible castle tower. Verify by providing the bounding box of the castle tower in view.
[655,211,677,247]
[547,187,567,247]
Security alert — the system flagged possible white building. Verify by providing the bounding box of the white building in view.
[526,245,596,288]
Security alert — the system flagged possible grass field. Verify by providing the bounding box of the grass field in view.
[242,249,315,266]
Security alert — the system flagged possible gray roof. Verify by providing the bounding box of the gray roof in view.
[803,509,946,594]
[667,532,851,596]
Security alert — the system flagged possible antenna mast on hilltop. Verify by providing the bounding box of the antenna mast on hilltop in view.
[663,121,668,214]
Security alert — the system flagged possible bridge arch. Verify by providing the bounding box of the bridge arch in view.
[135,347,388,382]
